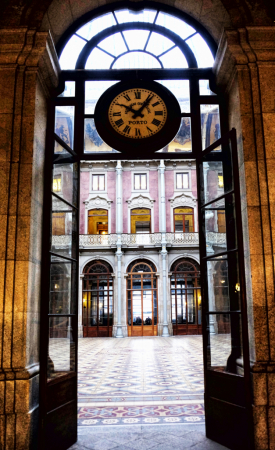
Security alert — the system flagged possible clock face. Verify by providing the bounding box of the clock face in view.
[108,88,167,139]
[94,80,181,155]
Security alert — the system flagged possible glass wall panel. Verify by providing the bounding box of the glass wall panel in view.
[84,119,118,152]
[143,290,153,325]
[50,261,72,314]
[156,80,190,113]
[204,205,227,256]
[133,292,142,326]
[88,294,97,326]
[200,105,221,150]
[187,290,196,324]
[51,196,77,259]
[128,290,131,326]
[153,291,157,325]
[85,81,119,114]
[52,162,78,207]
[58,82,76,97]
[48,317,75,380]
[55,106,75,150]
[201,161,225,205]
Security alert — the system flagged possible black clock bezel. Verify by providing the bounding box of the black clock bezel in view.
[94,80,181,156]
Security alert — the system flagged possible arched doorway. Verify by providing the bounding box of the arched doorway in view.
[82,260,113,337]
[127,259,158,337]
[170,258,201,335]
[40,4,253,450]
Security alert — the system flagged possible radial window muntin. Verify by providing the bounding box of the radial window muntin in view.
[59,7,215,70]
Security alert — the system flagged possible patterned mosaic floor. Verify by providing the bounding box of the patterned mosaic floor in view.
[78,336,205,427]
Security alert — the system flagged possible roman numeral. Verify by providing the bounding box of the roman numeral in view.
[135,128,141,137]
[147,126,153,133]
[152,118,161,127]
[135,91,141,99]
[123,125,131,134]
[113,112,121,116]
[152,101,160,107]
[155,111,163,116]
[115,119,124,128]
[123,94,131,101]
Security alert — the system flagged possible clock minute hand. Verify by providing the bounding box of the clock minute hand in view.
[132,94,154,119]
[115,103,144,118]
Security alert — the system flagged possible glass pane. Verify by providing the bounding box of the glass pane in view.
[48,317,75,380]
[200,105,221,150]
[143,278,152,289]
[88,294,97,326]
[84,119,119,153]
[109,294,113,326]
[52,162,78,207]
[186,34,214,68]
[171,290,176,323]
[156,12,195,40]
[85,81,119,114]
[123,30,150,50]
[132,278,142,289]
[55,106,75,150]
[83,292,87,326]
[197,290,202,325]
[199,80,216,96]
[115,9,157,24]
[58,82,75,97]
[187,290,196,324]
[98,294,108,325]
[201,161,225,205]
[85,48,114,69]
[158,118,191,152]
[59,35,86,70]
[177,292,186,324]
[77,13,116,41]
[112,51,161,69]
[51,196,77,259]
[153,291,157,325]
[160,47,188,69]
[205,206,227,256]
[156,80,190,113]
[50,261,72,314]
[140,174,147,189]
[98,32,127,56]
[133,292,142,326]
[207,313,243,375]
[143,290,152,325]
[128,290,131,326]
[146,32,174,56]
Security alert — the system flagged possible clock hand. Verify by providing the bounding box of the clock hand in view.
[115,103,144,118]
[132,94,154,118]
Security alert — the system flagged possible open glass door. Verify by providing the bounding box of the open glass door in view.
[197,128,253,449]
[40,97,79,450]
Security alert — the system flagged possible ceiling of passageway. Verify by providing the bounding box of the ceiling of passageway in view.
[0,0,274,44]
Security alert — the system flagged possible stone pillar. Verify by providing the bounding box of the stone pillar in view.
[115,161,123,338]
[214,26,275,450]
[0,29,59,449]
[159,160,169,337]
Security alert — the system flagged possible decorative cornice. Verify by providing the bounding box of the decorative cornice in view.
[84,195,113,209]
[126,194,155,208]
[168,192,196,208]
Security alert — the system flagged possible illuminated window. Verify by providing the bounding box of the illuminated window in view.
[131,208,151,233]
[218,173,224,188]
[174,207,194,232]
[134,174,147,190]
[92,174,105,191]
[176,173,189,189]
[88,209,108,234]
[53,176,61,193]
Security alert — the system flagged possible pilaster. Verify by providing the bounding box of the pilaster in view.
[0,28,60,449]
[214,26,275,450]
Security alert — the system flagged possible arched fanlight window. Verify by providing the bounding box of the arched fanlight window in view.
[58,7,215,71]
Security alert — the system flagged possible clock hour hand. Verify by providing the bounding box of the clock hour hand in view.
[132,94,154,118]
[115,103,144,118]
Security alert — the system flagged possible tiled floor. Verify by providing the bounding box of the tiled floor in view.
[70,336,228,449]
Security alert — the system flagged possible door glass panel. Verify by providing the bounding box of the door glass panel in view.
[133,292,142,326]
[200,105,221,150]
[176,277,185,289]
[50,261,72,314]
[177,291,186,323]
[109,294,113,326]
[171,290,176,323]
[51,196,77,259]
[201,161,226,205]
[55,106,75,149]
[48,317,75,380]
[132,277,142,289]
[197,290,202,325]
[83,292,87,326]
[143,290,152,325]
[187,290,196,324]
[153,291,157,325]
[88,294,97,326]
[52,162,78,207]
[204,205,227,256]
[143,278,152,289]
[207,313,243,375]
[128,291,131,326]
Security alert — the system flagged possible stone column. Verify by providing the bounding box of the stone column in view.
[0,29,59,449]
[214,27,275,450]
[115,161,123,338]
[159,160,169,337]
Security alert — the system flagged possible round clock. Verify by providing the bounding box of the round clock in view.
[94,80,181,155]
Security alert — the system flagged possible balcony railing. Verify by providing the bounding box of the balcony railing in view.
[52,232,226,249]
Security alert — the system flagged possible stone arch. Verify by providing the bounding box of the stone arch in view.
[169,254,200,272]
[125,255,159,273]
[80,256,114,274]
